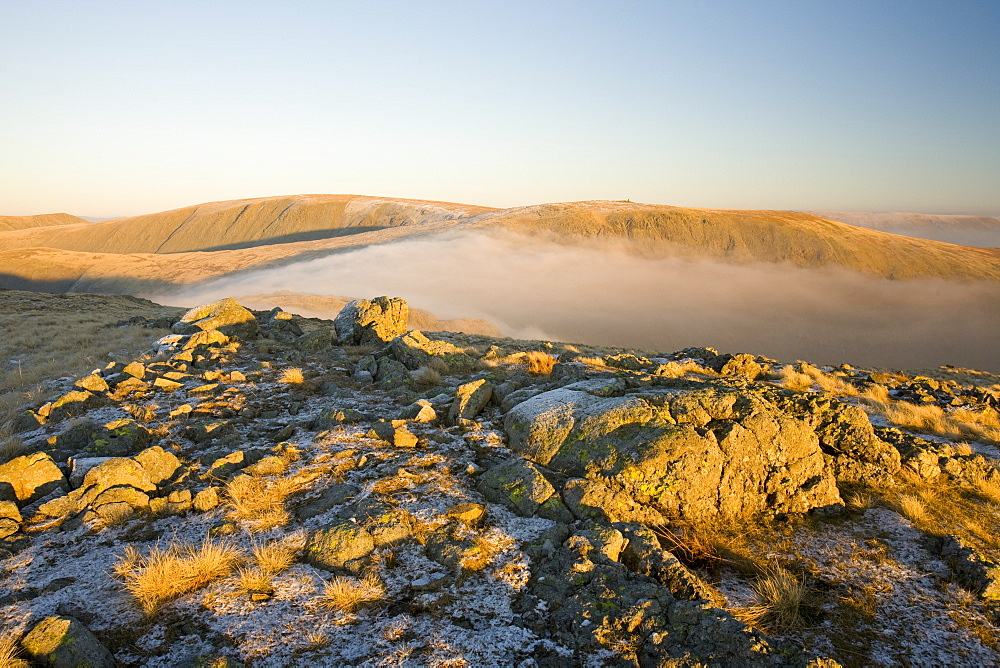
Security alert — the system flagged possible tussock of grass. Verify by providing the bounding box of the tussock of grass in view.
[225,475,303,532]
[253,541,298,574]
[862,396,1000,445]
[0,633,28,668]
[114,539,243,613]
[736,566,807,633]
[652,523,727,571]
[278,367,305,384]
[894,493,929,525]
[525,351,557,375]
[237,567,274,597]
[413,365,443,388]
[771,365,814,392]
[320,574,386,613]
[967,473,1000,505]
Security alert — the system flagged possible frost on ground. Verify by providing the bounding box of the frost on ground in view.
[0,297,998,666]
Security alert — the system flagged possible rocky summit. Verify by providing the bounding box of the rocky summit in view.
[1,295,999,666]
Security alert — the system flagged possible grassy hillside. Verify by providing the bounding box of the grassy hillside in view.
[0,213,88,232]
[466,201,1000,280]
[0,195,494,254]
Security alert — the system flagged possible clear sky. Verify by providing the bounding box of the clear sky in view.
[2,0,998,218]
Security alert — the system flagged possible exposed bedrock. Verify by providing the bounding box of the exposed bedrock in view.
[503,384,846,521]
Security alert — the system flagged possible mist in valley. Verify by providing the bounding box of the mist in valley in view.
[150,231,1000,372]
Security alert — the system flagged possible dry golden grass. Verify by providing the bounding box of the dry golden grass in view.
[278,367,305,384]
[0,435,27,465]
[861,396,1000,445]
[967,473,1000,505]
[237,567,274,597]
[736,566,806,633]
[122,402,158,423]
[772,365,814,392]
[525,351,557,375]
[652,523,726,571]
[225,475,303,532]
[846,491,877,512]
[0,292,180,427]
[114,538,243,613]
[0,633,28,668]
[413,365,443,388]
[953,442,974,456]
[894,493,930,525]
[253,541,298,574]
[319,574,386,613]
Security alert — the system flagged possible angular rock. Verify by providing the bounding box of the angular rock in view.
[935,533,1000,601]
[133,446,182,486]
[401,399,437,423]
[445,502,487,526]
[193,486,222,512]
[183,329,230,350]
[477,457,573,522]
[296,483,360,520]
[74,374,109,393]
[449,379,493,422]
[334,296,408,346]
[68,457,113,488]
[389,330,477,372]
[123,361,147,379]
[86,419,153,457]
[0,500,22,539]
[0,452,68,506]
[43,390,107,423]
[21,615,115,668]
[504,385,843,521]
[305,520,375,573]
[297,328,333,353]
[373,357,412,391]
[172,297,260,340]
[149,489,192,515]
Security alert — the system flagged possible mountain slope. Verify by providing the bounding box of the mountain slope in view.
[465,201,1000,280]
[808,210,1000,247]
[0,213,88,232]
[0,195,494,254]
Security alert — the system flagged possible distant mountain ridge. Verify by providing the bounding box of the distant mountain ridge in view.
[0,212,88,232]
[807,211,1000,248]
[1,195,998,294]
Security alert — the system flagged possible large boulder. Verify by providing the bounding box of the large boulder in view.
[389,331,477,372]
[21,615,115,667]
[304,520,376,573]
[334,296,408,346]
[504,384,843,521]
[449,379,493,422]
[172,298,259,339]
[0,452,68,507]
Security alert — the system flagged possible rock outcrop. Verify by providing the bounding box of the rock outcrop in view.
[334,296,408,346]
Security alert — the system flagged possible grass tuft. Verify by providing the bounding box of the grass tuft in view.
[319,574,386,613]
[278,367,305,384]
[225,475,303,532]
[114,538,243,613]
[736,565,806,633]
[0,633,28,668]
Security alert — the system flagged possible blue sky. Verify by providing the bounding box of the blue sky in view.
[2,0,998,217]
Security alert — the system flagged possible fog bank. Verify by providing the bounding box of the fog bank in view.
[149,231,1000,372]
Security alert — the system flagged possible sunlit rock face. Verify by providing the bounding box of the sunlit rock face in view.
[504,385,844,521]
